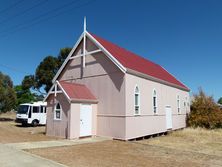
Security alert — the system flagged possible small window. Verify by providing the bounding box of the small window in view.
[177,95,180,113]
[153,89,157,114]
[134,86,140,115]
[54,103,61,120]
[33,106,39,113]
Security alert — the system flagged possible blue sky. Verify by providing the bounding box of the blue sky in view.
[0,0,221,100]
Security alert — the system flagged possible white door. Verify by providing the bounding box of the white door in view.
[165,106,173,129]
[80,104,92,137]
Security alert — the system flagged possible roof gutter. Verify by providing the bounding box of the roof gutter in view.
[70,98,98,104]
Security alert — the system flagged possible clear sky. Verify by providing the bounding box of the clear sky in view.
[0,0,221,100]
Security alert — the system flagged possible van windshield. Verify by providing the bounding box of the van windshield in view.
[17,105,29,114]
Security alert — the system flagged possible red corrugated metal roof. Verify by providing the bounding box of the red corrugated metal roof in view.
[59,81,97,101]
[91,33,189,91]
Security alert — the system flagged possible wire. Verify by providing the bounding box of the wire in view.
[0,0,25,14]
[0,0,82,34]
[0,0,95,38]
[0,0,49,25]
[0,63,29,74]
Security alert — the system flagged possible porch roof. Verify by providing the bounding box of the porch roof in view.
[58,81,97,103]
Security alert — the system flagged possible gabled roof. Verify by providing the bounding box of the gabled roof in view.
[90,33,189,91]
[52,31,189,91]
[59,81,97,102]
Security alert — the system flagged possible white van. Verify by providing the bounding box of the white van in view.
[15,101,47,126]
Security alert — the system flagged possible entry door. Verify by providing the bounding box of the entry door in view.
[80,104,92,137]
[165,106,173,130]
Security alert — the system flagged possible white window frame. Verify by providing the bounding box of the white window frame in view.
[177,95,181,114]
[134,85,140,115]
[153,89,158,114]
[54,102,62,120]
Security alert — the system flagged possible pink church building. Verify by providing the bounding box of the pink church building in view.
[45,21,190,140]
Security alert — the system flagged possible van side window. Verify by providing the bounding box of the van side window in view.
[33,106,39,113]
[40,106,44,113]
[40,106,46,113]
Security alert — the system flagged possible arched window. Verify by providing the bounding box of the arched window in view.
[153,89,157,114]
[54,103,61,120]
[134,86,140,115]
[177,95,180,113]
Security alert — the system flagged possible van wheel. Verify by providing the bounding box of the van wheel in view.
[32,120,39,127]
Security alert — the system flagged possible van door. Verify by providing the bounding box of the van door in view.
[32,106,40,123]
[39,106,47,125]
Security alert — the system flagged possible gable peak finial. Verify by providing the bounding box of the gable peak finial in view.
[84,16,86,32]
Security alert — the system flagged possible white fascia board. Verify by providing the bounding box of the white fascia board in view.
[85,31,126,73]
[52,32,84,83]
[56,81,71,102]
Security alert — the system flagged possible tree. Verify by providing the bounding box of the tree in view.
[19,47,71,94]
[35,56,60,92]
[0,72,16,113]
[22,75,35,90]
[14,85,35,107]
[218,97,222,105]
[34,47,71,93]
[187,88,222,129]
[57,47,72,66]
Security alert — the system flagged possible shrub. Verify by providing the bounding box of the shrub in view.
[0,72,16,113]
[187,88,222,129]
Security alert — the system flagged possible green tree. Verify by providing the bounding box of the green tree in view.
[57,47,72,66]
[35,47,71,93]
[187,88,222,129]
[35,56,59,92]
[0,72,16,113]
[218,97,222,105]
[20,47,71,94]
[14,85,35,107]
[22,75,35,90]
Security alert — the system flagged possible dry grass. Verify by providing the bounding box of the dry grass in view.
[27,128,222,167]
[139,128,222,156]
[0,112,58,143]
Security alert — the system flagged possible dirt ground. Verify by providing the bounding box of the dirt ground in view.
[0,112,58,143]
[27,128,222,167]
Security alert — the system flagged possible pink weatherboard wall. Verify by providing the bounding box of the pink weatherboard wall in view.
[46,93,70,138]
[125,73,189,139]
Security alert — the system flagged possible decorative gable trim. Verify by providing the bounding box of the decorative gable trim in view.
[44,81,71,102]
[52,31,126,83]
[86,32,127,73]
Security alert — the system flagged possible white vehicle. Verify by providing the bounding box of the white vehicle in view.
[15,101,47,126]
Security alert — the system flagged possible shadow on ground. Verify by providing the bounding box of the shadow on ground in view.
[0,118,14,122]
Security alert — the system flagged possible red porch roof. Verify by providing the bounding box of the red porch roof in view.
[59,81,97,101]
[91,33,189,91]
